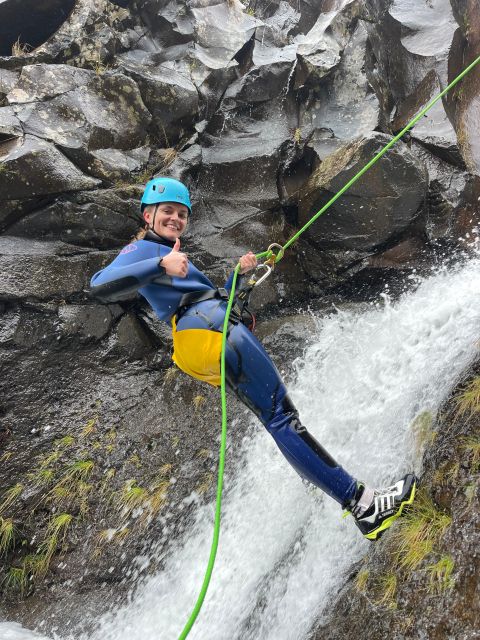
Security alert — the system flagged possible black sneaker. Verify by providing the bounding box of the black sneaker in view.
[347,473,417,541]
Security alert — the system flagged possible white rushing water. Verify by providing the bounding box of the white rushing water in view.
[1,255,479,640]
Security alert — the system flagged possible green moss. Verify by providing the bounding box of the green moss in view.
[410,411,436,456]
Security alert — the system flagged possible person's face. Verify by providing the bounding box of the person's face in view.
[143,202,189,241]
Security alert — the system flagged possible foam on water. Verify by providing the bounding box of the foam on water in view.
[2,255,479,640]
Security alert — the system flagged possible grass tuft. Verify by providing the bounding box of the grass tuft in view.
[193,395,206,412]
[388,489,451,573]
[0,483,23,516]
[195,472,214,495]
[426,555,455,594]
[375,573,397,609]
[35,513,74,578]
[11,37,31,57]
[3,565,28,594]
[460,436,480,472]
[453,377,480,420]
[55,435,75,448]
[0,518,15,556]
[82,417,98,438]
[354,568,369,593]
[116,480,148,518]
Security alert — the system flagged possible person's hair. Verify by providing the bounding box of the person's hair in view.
[132,225,148,241]
[130,205,151,241]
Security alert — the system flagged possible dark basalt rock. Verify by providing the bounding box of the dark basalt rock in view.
[0,135,100,202]
[5,66,152,182]
[301,20,381,157]
[0,69,19,104]
[5,187,142,249]
[449,0,480,175]
[392,70,462,166]
[0,236,103,301]
[298,132,428,252]
[117,56,198,146]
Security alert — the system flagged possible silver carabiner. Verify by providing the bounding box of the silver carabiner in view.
[251,263,272,287]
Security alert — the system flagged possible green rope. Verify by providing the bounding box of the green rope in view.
[177,265,240,640]
[177,52,480,639]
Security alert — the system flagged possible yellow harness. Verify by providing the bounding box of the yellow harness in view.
[171,315,223,387]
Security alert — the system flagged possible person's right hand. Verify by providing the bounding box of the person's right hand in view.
[161,238,188,278]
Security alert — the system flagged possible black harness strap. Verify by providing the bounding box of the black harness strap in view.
[176,286,256,330]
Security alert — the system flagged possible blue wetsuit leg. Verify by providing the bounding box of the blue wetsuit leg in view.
[224,322,357,505]
[176,300,358,506]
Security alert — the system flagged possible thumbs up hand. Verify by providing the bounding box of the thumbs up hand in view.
[161,238,189,278]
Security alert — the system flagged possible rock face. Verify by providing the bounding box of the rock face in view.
[0,0,479,636]
[298,133,428,251]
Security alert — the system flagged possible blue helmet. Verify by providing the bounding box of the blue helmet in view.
[140,177,192,214]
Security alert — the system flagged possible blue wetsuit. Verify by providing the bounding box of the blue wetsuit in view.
[90,231,358,506]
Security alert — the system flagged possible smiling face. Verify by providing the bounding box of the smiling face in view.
[143,202,189,241]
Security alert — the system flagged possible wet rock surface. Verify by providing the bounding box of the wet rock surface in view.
[0,0,479,636]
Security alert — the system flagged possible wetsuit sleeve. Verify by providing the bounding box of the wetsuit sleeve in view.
[90,255,167,303]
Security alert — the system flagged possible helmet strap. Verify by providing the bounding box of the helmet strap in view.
[146,204,160,232]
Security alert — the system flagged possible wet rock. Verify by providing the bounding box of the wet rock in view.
[0,236,96,301]
[392,71,462,166]
[389,0,457,59]
[9,70,151,179]
[222,48,296,107]
[6,187,141,248]
[302,20,381,156]
[298,133,428,251]
[411,141,468,244]
[109,312,156,360]
[294,0,361,88]
[117,57,198,145]
[0,135,100,201]
[197,101,291,227]
[190,0,259,70]
[367,236,430,268]
[0,69,20,104]
[58,304,120,340]
[449,0,480,174]
[364,0,457,114]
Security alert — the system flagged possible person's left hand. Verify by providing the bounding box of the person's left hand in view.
[239,251,257,274]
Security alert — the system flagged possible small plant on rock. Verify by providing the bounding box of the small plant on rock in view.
[426,555,455,594]
[388,489,452,574]
[453,376,480,421]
